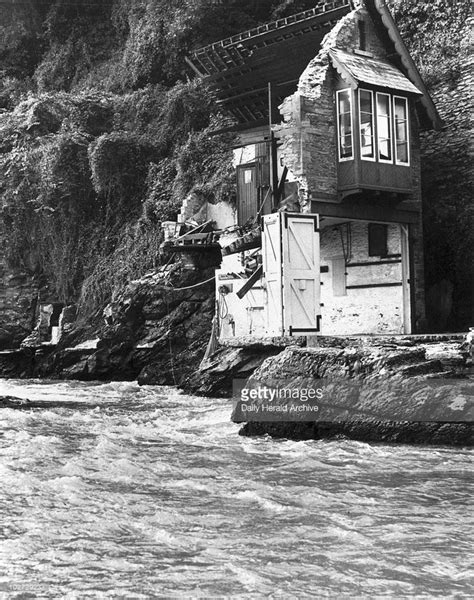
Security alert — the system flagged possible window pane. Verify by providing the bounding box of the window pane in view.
[338,91,350,115]
[394,97,409,164]
[376,93,392,161]
[337,90,353,160]
[377,94,390,117]
[359,90,374,158]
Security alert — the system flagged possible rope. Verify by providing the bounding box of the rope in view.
[165,275,215,291]
[218,292,229,319]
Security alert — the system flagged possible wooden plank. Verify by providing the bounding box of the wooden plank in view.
[236,266,263,299]
[208,119,270,136]
[184,56,204,77]
[346,282,403,289]
[262,213,284,335]
[222,239,261,256]
[276,166,288,204]
[215,80,298,105]
[282,214,321,332]
[311,200,420,224]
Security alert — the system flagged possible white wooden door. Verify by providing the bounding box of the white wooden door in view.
[262,213,321,336]
[282,213,321,335]
[262,213,283,335]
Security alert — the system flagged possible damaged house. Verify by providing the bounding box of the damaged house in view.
[174,0,443,340]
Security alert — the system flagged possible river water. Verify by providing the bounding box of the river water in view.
[0,379,472,599]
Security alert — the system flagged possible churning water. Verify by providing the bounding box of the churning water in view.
[0,379,472,599]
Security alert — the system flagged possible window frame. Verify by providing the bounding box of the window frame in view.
[337,87,411,167]
[336,88,354,162]
[393,94,410,166]
[358,89,376,162]
[375,91,393,164]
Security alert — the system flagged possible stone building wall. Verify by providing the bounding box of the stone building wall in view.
[406,109,426,330]
[319,221,405,334]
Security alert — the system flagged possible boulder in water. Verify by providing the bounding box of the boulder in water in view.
[0,395,30,408]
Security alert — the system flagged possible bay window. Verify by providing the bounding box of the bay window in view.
[337,88,410,166]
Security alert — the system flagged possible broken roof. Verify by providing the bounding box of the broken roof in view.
[186,0,352,128]
[329,49,423,95]
[186,0,442,131]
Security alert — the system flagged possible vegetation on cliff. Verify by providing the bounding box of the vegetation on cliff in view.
[0,0,472,336]
[1,1,317,321]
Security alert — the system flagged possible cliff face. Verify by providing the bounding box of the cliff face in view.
[0,245,37,348]
[390,0,473,330]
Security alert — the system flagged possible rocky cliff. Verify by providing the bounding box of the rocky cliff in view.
[0,263,216,384]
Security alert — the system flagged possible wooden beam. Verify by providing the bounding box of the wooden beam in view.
[208,120,269,136]
[236,266,263,299]
[184,56,204,77]
[311,200,420,224]
[276,166,288,204]
[215,80,299,105]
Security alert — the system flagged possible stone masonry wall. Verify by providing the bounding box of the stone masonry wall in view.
[407,111,426,330]
[419,22,473,329]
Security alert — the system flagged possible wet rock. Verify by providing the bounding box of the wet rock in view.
[34,264,217,383]
[0,348,36,378]
[231,342,474,446]
[0,395,117,410]
[239,421,473,446]
[0,395,31,408]
[181,345,283,397]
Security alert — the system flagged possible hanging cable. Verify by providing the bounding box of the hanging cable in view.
[164,275,215,291]
[218,292,229,320]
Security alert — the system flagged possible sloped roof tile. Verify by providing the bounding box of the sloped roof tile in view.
[329,48,423,95]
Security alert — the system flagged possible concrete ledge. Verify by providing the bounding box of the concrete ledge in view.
[307,333,466,347]
[219,336,306,348]
[218,333,466,349]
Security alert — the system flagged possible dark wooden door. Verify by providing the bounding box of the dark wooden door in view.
[237,164,258,226]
